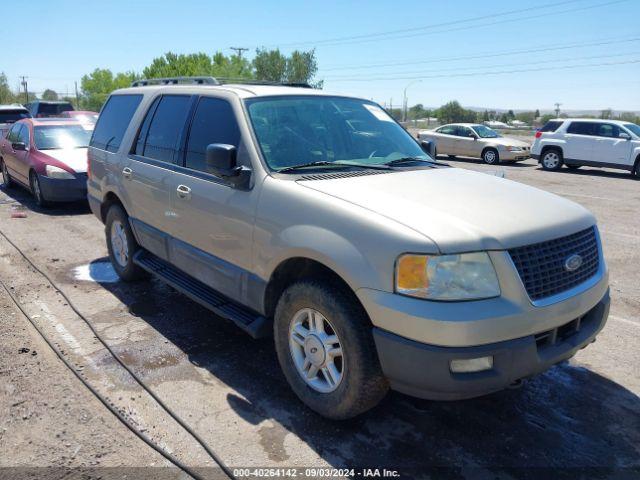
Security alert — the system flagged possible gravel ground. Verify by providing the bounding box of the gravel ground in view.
[0,155,639,479]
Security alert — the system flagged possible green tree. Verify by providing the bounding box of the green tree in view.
[515,111,535,125]
[435,101,476,124]
[253,48,321,86]
[535,109,540,118]
[0,73,18,104]
[253,48,288,82]
[482,110,489,122]
[142,52,253,80]
[41,89,58,101]
[80,69,138,111]
[600,108,613,119]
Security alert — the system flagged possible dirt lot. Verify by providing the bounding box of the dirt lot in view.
[0,157,639,479]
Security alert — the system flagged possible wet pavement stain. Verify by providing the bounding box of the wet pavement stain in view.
[257,422,291,462]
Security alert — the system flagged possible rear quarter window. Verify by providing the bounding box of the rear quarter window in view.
[91,94,143,153]
[539,121,563,133]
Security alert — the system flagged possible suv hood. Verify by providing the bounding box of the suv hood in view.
[299,168,595,253]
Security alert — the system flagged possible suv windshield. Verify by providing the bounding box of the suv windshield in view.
[245,96,429,171]
[34,125,91,150]
[471,125,500,138]
[0,110,30,124]
[623,123,640,137]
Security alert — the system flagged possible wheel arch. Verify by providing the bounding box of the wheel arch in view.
[100,191,129,223]
[263,256,370,323]
[540,144,564,158]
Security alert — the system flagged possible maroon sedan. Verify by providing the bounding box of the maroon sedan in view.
[0,118,91,206]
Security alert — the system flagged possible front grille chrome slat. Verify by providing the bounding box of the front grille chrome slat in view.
[509,227,599,301]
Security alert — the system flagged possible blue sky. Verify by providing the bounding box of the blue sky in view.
[3,0,639,111]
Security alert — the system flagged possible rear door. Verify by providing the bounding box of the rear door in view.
[592,122,633,167]
[1,124,21,179]
[125,94,195,258]
[564,121,597,162]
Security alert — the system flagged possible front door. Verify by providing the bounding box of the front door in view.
[592,123,633,167]
[167,95,257,305]
[455,126,478,157]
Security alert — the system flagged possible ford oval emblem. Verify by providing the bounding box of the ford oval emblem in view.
[564,254,583,272]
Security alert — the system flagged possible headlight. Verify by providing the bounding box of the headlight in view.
[507,146,523,152]
[45,165,75,179]
[395,252,500,300]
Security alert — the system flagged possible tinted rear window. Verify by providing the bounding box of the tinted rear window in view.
[142,95,192,163]
[0,110,31,123]
[91,95,143,153]
[567,122,597,135]
[540,121,563,132]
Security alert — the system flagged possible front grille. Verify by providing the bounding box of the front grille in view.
[509,227,599,301]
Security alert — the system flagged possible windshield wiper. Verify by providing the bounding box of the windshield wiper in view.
[277,160,391,173]
[383,156,441,167]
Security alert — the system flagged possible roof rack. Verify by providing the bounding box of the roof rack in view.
[130,76,220,87]
[216,78,313,89]
[130,76,314,89]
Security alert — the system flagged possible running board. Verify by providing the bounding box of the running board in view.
[133,250,270,339]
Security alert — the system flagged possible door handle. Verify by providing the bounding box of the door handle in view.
[122,167,133,179]
[176,185,191,200]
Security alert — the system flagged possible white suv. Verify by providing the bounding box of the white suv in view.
[531,118,640,177]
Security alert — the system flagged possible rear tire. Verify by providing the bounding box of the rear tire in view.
[482,148,499,165]
[30,172,48,208]
[541,149,563,171]
[105,204,147,282]
[274,280,388,420]
[0,159,13,189]
[632,161,640,179]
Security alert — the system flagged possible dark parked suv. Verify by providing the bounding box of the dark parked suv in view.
[26,100,74,118]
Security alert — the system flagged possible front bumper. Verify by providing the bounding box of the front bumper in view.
[373,290,609,400]
[500,149,530,161]
[38,173,88,202]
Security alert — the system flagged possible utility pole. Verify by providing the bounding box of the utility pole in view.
[75,81,80,109]
[20,76,28,104]
[230,47,249,59]
[554,102,562,118]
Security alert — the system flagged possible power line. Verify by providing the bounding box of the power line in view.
[324,51,640,80]
[266,0,628,48]
[321,36,640,72]
[266,0,584,48]
[325,59,640,82]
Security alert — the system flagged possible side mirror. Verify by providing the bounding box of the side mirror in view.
[420,140,435,157]
[205,143,251,188]
[12,142,26,151]
[619,132,631,140]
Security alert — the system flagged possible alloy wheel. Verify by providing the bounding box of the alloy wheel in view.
[110,220,129,267]
[289,308,344,393]
[543,152,560,169]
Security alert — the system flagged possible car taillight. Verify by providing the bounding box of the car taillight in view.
[535,131,542,138]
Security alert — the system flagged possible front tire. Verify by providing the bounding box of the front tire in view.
[541,149,563,171]
[482,148,499,165]
[632,160,640,179]
[105,205,147,282]
[274,280,388,420]
[30,172,48,207]
[0,159,13,189]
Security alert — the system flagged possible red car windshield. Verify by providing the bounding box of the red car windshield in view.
[34,125,91,150]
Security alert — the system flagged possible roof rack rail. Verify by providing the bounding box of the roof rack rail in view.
[216,78,313,88]
[130,76,220,87]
